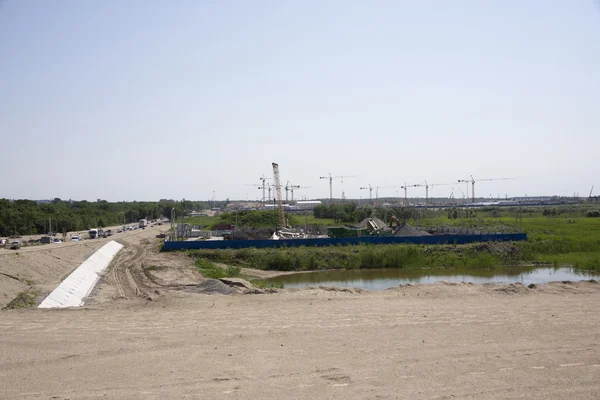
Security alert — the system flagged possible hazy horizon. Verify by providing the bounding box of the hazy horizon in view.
[2,1,599,202]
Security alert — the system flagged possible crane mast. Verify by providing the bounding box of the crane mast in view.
[458,176,513,204]
[320,173,356,201]
[272,163,286,228]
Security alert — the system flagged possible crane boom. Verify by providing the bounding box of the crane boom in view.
[272,163,286,228]
[458,176,513,204]
[319,173,356,201]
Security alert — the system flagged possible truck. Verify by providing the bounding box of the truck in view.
[88,228,98,239]
[138,219,148,229]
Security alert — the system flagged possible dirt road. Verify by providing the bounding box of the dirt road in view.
[1,282,599,399]
[0,225,167,308]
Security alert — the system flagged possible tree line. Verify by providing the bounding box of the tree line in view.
[0,198,222,236]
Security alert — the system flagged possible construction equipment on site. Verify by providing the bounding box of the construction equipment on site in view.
[590,186,595,198]
[359,184,374,203]
[410,181,454,204]
[400,183,419,206]
[259,175,271,204]
[290,185,309,201]
[284,182,299,202]
[272,163,286,228]
[320,173,356,201]
[247,175,272,204]
[458,176,513,204]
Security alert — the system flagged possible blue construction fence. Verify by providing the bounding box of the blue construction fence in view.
[163,232,527,251]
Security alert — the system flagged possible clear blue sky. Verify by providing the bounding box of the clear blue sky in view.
[1,0,599,201]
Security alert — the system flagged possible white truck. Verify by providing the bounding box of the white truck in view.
[138,219,148,229]
[88,228,98,239]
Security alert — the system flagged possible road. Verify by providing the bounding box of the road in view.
[1,282,599,399]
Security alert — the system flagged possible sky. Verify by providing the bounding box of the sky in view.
[1,0,599,201]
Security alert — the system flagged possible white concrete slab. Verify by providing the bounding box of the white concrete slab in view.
[39,241,124,308]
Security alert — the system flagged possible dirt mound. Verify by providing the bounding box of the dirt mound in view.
[492,282,530,295]
[185,279,238,295]
[394,223,427,236]
[469,242,522,258]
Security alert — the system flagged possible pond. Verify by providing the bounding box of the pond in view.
[267,267,600,291]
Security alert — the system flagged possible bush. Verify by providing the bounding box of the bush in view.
[585,210,600,218]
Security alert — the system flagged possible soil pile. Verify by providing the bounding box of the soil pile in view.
[186,279,238,295]
[394,223,430,236]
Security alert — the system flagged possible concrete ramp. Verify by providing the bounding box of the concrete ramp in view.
[39,241,124,308]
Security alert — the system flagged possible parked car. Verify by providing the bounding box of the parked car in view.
[70,235,81,242]
[0,238,6,245]
[53,238,63,243]
[10,241,21,250]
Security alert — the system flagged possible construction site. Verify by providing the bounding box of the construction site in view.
[165,162,528,249]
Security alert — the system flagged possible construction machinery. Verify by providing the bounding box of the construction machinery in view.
[410,181,454,204]
[272,163,286,228]
[290,185,309,201]
[400,183,419,206]
[284,182,299,202]
[359,184,374,203]
[458,176,513,204]
[320,173,356,201]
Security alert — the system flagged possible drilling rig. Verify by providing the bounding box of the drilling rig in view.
[272,163,286,228]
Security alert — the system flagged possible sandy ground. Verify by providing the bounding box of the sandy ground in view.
[0,282,599,399]
[2,227,600,398]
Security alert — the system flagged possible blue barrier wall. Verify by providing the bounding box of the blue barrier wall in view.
[163,233,527,251]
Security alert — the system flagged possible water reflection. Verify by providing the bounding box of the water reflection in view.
[268,267,599,291]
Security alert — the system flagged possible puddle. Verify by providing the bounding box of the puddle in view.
[267,267,599,291]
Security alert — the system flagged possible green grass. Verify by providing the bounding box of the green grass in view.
[194,258,241,279]
[4,290,39,309]
[189,243,507,272]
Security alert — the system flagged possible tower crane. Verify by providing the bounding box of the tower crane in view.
[272,163,286,228]
[400,183,419,206]
[284,182,296,202]
[359,184,374,203]
[290,185,310,201]
[458,176,513,204]
[319,173,356,201]
[258,175,272,204]
[248,175,272,204]
[411,181,454,204]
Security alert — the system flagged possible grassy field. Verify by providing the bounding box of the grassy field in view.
[185,206,600,273]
